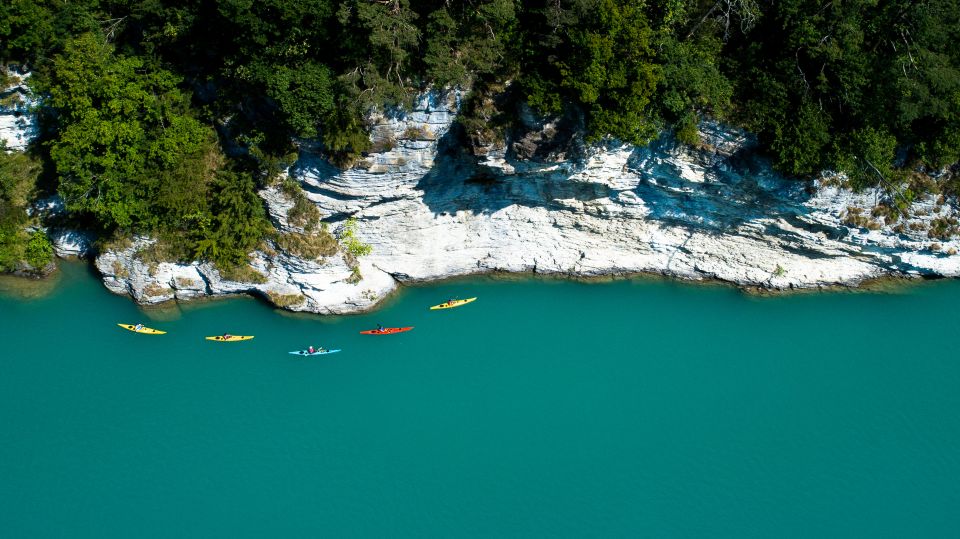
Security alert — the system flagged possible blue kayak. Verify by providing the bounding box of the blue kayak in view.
[289,349,341,356]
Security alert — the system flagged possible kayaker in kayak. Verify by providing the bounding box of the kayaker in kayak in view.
[222,333,232,340]
[308,346,315,354]
[135,323,144,331]
[377,324,385,333]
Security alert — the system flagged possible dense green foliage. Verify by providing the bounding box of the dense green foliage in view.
[3,0,960,267]
[730,0,960,178]
[0,148,48,272]
[6,25,270,269]
[39,33,210,230]
[192,170,270,266]
[24,229,53,269]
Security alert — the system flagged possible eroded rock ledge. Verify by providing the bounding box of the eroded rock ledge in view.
[93,92,960,312]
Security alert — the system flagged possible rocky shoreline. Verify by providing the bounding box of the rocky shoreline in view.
[1,81,951,312]
[67,91,956,313]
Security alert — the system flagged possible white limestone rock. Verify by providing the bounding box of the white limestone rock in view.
[291,104,960,296]
[1,69,38,152]
[94,237,395,314]
[48,229,94,259]
[96,92,960,313]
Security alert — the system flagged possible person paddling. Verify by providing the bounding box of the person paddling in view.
[222,333,232,340]
[308,345,316,354]
[377,324,386,333]
[134,323,145,331]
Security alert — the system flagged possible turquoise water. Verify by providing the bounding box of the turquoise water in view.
[2,262,959,537]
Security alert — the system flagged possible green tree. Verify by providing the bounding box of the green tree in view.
[423,0,518,87]
[557,0,662,144]
[834,126,898,191]
[0,0,100,63]
[319,92,372,167]
[194,170,269,267]
[336,0,421,108]
[770,101,832,175]
[264,62,335,138]
[725,0,960,180]
[657,34,732,142]
[338,216,372,258]
[0,150,43,272]
[39,33,208,231]
[24,230,53,269]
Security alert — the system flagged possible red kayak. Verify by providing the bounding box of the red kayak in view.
[359,326,414,335]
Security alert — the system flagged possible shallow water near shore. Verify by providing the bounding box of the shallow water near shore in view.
[2,261,959,537]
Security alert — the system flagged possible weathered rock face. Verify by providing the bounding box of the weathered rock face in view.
[27,197,96,259]
[48,229,95,259]
[290,98,959,295]
[508,102,585,163]
[0,69,37,152]
[93,95,460,311]
[95,237,394,314]
[96,91,960,312]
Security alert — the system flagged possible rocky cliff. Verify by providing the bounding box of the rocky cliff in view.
[93,91,960,312]
[0,69,37,152]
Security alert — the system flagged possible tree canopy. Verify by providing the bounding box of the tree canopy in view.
[3,0,960,267]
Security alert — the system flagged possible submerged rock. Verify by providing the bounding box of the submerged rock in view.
[10,260,56,279]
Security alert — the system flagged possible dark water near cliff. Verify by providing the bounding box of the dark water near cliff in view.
[1,262,958,537]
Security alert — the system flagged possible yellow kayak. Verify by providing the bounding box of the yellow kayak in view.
[118,323,166,335]
[205,335,254,342]
[429,297,477,310]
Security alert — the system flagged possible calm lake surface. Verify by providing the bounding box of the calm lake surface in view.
[1,262,958,537]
